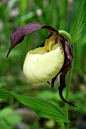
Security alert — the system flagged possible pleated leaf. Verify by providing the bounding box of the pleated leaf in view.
[0,89,68,123]
[70,0,86,43]
[0,89,13,98]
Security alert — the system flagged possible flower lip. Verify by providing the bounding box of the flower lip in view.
[23,41,64,83]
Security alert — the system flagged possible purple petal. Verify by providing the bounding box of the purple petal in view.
[57,34,77,107]
[59,61,76,107]
[7,22,58,57]
[59,60,77,107]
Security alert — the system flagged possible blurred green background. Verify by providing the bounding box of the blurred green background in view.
[0,0,86,129]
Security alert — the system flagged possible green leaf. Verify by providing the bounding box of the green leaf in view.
[13,93,66,122]
[0,89,68,123]
[70,0,86,43]
[0,89,13,98]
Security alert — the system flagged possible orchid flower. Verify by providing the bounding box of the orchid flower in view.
[7,22,75,106]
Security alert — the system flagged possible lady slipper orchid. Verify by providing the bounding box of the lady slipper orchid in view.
[7,22,75,107]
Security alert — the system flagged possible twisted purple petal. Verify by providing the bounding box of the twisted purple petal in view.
[58,36,77,107]
[7,22,58,57]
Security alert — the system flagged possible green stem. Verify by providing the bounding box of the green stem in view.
[59,30,74,129]
[64,68,72,129]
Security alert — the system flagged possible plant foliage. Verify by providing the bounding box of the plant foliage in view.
[70,0,86,43]
[0,89,68,123]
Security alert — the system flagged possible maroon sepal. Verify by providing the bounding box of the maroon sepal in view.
[7,22,58,57]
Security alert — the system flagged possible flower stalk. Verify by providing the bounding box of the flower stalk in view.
[59,30,74,129]
[64,68,72,129]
